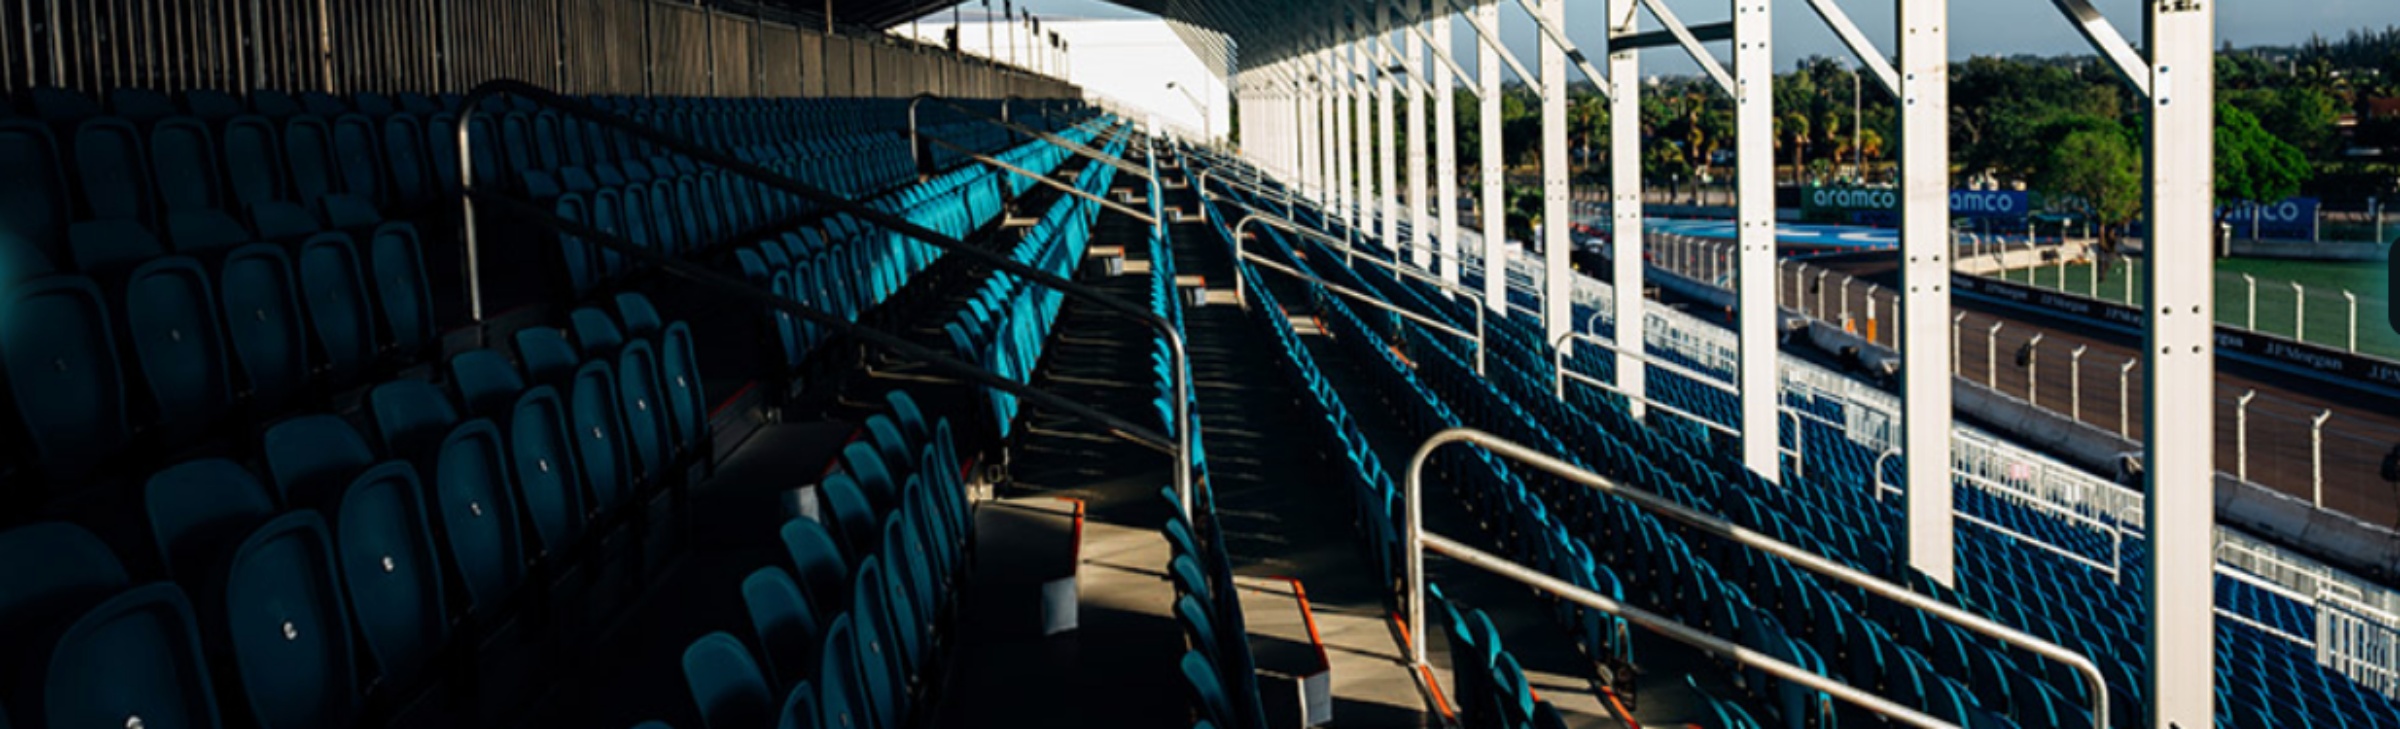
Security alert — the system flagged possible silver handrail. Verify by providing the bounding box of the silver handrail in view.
[1402,428,2111,729]
[1227,212,1486,376]
[458,81,1198,522]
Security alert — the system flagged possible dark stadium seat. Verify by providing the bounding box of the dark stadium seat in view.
[614,337,670,484]
[39,583,224,729]
[221,116,287,211]
[743,566,822,689]
[0,275,127,478]
[382,114,432,209]
[0,522,130,635]
[218,511,359,729]
[777,681,817,729]
[143,459,277,581]
[262,414,376,509]
[218,243,310,409]
[330,461,450,684]
[70,117,153,223]
[1178,650,1237,729]
[567,359,633,510]
[848,558,901,729]
[451,348,528,419]
[817,474,879,565]
[659,322,707,452]
[65,218,164,277]
[149,116,221,215]
[506,385,586,551]
[430,420,527,611]
[515,326,583,385]
[840,441,901,516]
[124,256,235,438]
[682,631,774,729]
[368,379,462,459]
[366,223,435,356]
[285,115,340,206]
[779,518,850,621]
[296,231,376,381]
[0,120,70,279]
[816,615,867,729]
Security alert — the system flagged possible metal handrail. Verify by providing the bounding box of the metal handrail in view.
[456,79,1199,522]
[1224,210,1486,376]
[1402,428,2111,729]
[915,131,1157,226]
[467,190,1172,458]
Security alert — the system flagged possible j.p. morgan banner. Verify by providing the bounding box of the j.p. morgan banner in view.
[1803,186,2030,224]
[1951,273,2400,395]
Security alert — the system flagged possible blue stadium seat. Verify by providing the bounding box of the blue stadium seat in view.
[65,218,165,277]
[221,116,286,211]
[284,115,339,206]
[432,420,528,611]
[369,378,462,459]
[515,326,583,386]
[660,322,708,453]
[780,518,851,619]
[262,414,376,509]
[683,631,775,729]
[382,114,431,208]
[218,243,310,409]
[570,306,626,358]
[0,522,130,635]
[848,558,902,729]
[777,681,817,729]
[615,338,670,484]
[39,583,223,729]
[451,348,528,419]
[124,256,233,438]
[143,458,277,582]
[367,223,435,355]
[742,567,822,689]
[865,522,925,685]
[296,231,376,381]
[330,113,382,204]
[818,474,879,565]
[219,511,358,729]
[330,461,449,685]
[816,615,868,729]
[1178,650,1236,729]
[425,112,463,200]
[148,117,219,216]
[883,391,930,452]
[568,359,633,510]
[0,275,127,478]
[0,120,69,280]
[71,117,154,223]
[552,193,599,296]
[840,441,901,516]
[508,385,586,552]
[614,291,663,339]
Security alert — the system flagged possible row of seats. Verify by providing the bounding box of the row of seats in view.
[0,292,703,729]
[663,390,972,729]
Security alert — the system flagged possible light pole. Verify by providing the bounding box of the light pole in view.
[1165,81,1213,142]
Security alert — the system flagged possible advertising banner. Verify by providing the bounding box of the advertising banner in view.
[1802,186,2031,225]
[2221,197,2321,240]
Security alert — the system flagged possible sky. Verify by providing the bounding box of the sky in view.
[917,0,2399,80]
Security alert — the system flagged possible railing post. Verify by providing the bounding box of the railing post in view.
[2344,289,2358,352]
[2119,359,2137,439]
[1815,268,1831,319]
[1953,313,1965,376]
[2071,345,2088,421]
[2244,273,2256,329]
[2294,281,2307,343]
[1839,278,1853,321]
[1987,321,2003,389]
[2026,332,2044,405]
[2313,409,2332,508]
[2236,389,2256,482]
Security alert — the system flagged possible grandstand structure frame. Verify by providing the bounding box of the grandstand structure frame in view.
[1221,0,2219,725]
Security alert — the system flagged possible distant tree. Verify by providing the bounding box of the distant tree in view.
[2035,124,2143,251]
[2215,101,2313,204]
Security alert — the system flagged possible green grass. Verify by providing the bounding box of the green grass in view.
[1991,256,2400,360]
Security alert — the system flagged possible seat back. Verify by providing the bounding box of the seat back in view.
[776,680,817,729]
[568,359,632,510]
[283,115,339,205]
[1177,650,1235,729]
[848,559,900,729]
[368,378,462,459]
[660,322,707,451]
[839,441,899,515]
[431,420,527,610]
[507,385,586,552]
[817,474,879,565]
[262,414,376,509]
[779,518,851,619]
[0,121,71,275]
[221,116,285,210]
[1,275,127,477]
[742,567,822,689]
[72,117,154,223]
[816,616,867,729]
[331,461,449,683]
[449,348,529,419]
[616,339,669,482]
[367,223,435,355]
[296,232,375,381]
[513,326,583,386]
[143,459,277,582]
[42,583,223,729]
[125,256,233,438]
[682,631,774,729]
[222,512,358,729]
[0,522,130,636]
[218,243,310,409]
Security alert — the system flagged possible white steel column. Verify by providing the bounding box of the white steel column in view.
[1435,12,1462,291]
[1408,27,1433,269]
[1378,9,1402,248]
[1732,0,1779,482]
[1478,0,1507,314]
[1898,0,1955,586]
[1608,0,1646,418]
[1538,0,1570,343]
[1337,41,1357,230]
[2146,0,2216,725]
[1357,38,1377,235]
